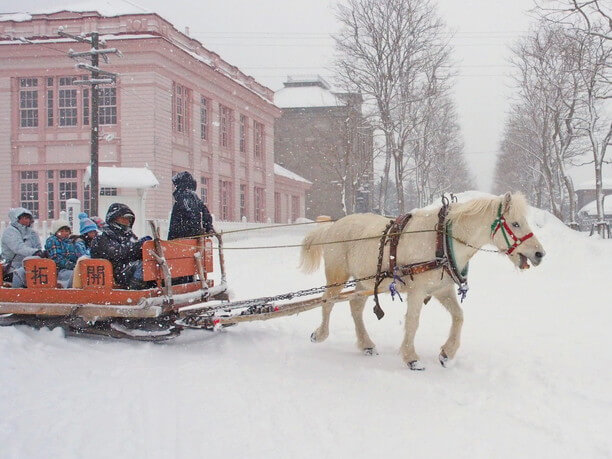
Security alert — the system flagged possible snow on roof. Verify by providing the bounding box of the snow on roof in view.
[274,164,311,184]
[0,35,158,45]
[83,166,159,189]
[275,85,343,109]
[578,197,612,216]
[28,0,149,16]
[0,13,32,22]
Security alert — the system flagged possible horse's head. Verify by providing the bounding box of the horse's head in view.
[490,193,545,270]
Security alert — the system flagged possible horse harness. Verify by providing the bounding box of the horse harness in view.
[372,199,468,320]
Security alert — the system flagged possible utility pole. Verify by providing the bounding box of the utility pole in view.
[58,28,120,216]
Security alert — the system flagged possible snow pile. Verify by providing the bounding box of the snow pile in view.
[1,205,611,458]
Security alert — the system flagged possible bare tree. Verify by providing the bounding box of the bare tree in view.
[535,0,612,233]
[535,0,611,41]
[334,0,453,213]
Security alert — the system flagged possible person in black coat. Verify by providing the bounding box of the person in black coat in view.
[168,171,214,240]
[90,203,151,289]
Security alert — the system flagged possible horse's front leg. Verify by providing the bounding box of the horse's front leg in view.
[433,287,464,367]
[349,294,377,355]
[400,292,426,370]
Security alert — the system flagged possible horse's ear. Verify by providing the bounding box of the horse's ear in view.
[503,192,512,213]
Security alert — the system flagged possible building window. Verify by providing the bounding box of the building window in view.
[100,187,117,196]
[200,96,208,140]
[19,171,39,218]
[219,180,233,221]
[274,192,281,223]
[173,82,189,133]
[291,195,300,222]
[47,88,54,127]
[239,114,247,153]
[47,180,55,219]
[58,169,78,211]
[254,120,264,160]
[240,184,247,219]
[200,176,209,205]
[99,87,117,125]
[58,77,78,127]
[254,186,265,222]
[219,104,232,148]
[83,88,89,125]
[19,78,38,128]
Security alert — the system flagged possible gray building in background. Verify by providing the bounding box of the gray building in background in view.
[274,76,374,220]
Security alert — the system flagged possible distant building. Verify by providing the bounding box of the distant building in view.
[274,75,374,220]
[569,161,612,230]
[0,9,310,229]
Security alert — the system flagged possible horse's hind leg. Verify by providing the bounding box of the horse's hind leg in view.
[433,287,464,367]
[310,284,343,343]
[350,295,377,355]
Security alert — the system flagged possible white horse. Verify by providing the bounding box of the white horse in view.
[299,192,545,370]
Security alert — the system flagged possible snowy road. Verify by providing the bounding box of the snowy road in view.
[1,210,611,459]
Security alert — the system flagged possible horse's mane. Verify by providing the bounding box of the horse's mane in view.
[446,193,528,224]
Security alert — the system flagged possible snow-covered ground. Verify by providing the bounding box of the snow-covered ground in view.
[1,208,611,459]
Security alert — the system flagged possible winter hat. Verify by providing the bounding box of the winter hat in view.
[172,171,197,191]
[52,219,71,235]
[79,213,98,235]
[91,216,105,229]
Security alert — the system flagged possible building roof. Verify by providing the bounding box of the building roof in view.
[567,155,612,191]
[1,0,150,18]
[579,197,612,216]
[84,166,159,189]
[274,164,312,184]
[275,85,344,109]
[0,7,276,105]
[275,75,345,108]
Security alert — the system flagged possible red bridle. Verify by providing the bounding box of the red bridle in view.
[490,204,533,255]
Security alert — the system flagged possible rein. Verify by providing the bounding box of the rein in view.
[490,204,533,255]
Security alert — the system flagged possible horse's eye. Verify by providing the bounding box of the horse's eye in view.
[512,222,520,228]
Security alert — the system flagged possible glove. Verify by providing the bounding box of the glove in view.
[139,236,153,243]
[34,250,48,258]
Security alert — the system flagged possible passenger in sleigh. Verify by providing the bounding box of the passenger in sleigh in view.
[1,207,44,288]
[44,219,89,288]
[168,171,214,285]
[71,213,100,256]
[90,203,152,290]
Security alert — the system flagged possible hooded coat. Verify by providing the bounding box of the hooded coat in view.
[1,207,42,273]
[168,171,213,240]
[90,203,145,287]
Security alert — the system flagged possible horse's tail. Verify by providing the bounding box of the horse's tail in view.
[299,223,331,273]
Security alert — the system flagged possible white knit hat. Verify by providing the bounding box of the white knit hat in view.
[51,219,71,235]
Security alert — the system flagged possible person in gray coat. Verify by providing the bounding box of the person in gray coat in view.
[1,207,43,287]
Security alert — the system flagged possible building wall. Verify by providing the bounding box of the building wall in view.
[0,11,306,225]
[274,105,373,219]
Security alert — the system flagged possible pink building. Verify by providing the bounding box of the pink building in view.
[0,10,310,229]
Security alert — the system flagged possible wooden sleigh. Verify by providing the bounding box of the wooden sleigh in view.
[0,224,228,341]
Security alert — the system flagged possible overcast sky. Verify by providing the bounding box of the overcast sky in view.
[2,0,539,192]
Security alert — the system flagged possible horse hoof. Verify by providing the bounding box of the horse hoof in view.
[310,332,317,342]
[439,351,448,367]
[363,347,378,356]
[408,360,425,371]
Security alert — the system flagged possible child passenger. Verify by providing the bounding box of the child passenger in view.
[45,220,88,288]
